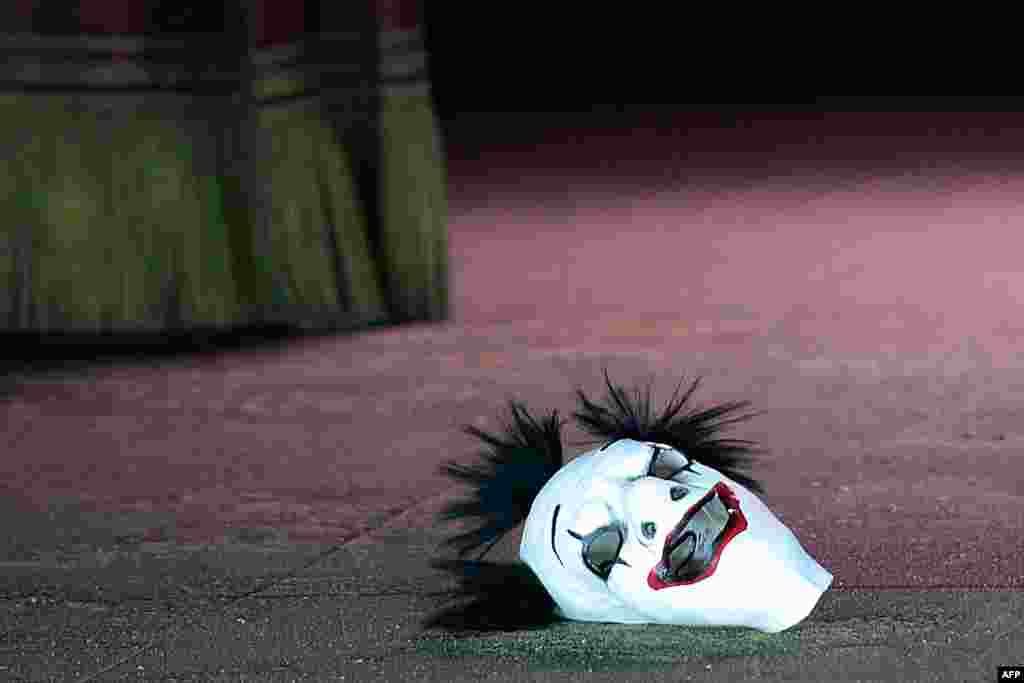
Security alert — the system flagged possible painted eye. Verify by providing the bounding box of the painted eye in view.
[584,527,624,578]
[647,444,695,480]
[568,502,630,581]
[641,521,658,539]
[568,524,626,580]
[670,486,689,501]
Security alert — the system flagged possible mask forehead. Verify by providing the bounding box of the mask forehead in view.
[562,439,726,499]
[531,439,714,520]
[564,439,654,481]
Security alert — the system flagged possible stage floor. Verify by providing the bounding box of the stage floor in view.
[2,110,1023,679]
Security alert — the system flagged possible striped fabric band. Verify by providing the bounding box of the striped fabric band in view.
[0,27,430,100]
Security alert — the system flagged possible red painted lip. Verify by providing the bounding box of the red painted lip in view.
[647,481,748,590]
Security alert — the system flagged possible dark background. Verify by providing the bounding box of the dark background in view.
[419,7,1023,123]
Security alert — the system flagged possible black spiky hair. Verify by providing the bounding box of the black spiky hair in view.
[437,401,565,559]
[427,400,565,632]
[573,370,765,493]
[424,372,764,632]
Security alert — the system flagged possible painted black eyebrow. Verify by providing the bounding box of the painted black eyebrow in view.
[551,505,564,566]
[599,439,619,451]
[667,461,700,478]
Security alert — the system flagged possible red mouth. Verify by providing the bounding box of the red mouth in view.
[647,481,747,590]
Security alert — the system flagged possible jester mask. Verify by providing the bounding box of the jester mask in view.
[425,374,832,634]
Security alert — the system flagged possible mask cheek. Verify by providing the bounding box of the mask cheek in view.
[607,546,673,600]
[602,528,789,625]
[731,486,814,557]
[549,567,638,622]
[606,568,709,625]
[636,534,830,631]
[715,534,833,631]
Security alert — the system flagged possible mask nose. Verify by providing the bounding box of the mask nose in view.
[624,478,679,553]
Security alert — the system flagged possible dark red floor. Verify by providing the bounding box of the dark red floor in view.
[4,111,1024,590]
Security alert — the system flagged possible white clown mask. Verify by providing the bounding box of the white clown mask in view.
[426,375,833,634]
[521,439,832,632]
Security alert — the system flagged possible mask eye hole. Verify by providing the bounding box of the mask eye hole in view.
[568,525,625,580]
[647,444,695,480]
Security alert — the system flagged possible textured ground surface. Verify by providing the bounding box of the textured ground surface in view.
[1,530,1021,681]
[3,111,1023,680]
